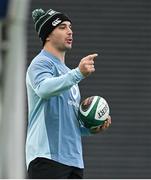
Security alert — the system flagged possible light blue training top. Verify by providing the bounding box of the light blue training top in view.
[26,49,91,169]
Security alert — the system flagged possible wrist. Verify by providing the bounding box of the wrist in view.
[89,126,103,134]
[75,67,85,79]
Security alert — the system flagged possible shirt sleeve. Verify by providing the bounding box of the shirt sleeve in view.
[78,120,92,136]
[27,59,85,99]
[80,126,92,136]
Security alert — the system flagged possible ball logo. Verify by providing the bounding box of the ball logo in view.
[95,98,109,120]
[97,104,108,119]
[81,96,94,112]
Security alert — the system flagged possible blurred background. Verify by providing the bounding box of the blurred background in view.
[0,0,151,178]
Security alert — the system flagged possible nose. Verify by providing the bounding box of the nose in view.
[67,27,73,35]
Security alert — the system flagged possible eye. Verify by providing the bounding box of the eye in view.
[69,25,72,30]
[58,25,65,29]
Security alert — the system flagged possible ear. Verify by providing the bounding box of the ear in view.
[46,37,50,41]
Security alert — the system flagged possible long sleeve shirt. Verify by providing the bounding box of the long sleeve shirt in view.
[26,49,90,169]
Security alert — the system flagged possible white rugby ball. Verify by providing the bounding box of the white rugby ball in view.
[79,96,110,128]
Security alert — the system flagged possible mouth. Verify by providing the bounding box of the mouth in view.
[66,38,73,45]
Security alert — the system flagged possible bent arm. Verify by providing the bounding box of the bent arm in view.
[27,59,84,99]
[34,68,84,98]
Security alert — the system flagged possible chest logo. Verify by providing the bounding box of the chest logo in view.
[70,85,79,100]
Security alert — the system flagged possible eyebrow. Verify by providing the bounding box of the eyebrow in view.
[59,23,72,26]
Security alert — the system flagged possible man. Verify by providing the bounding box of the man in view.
[26,8,111,179]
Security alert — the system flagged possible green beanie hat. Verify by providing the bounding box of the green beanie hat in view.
[32,8,72,44]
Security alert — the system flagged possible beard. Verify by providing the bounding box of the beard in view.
[50,33,72,51]
[57,43,72,52]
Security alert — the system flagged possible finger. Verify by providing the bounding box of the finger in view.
[102,120,110,129]
[106,120,111,128]
[84,60,94,65]
[89,65,95,72]
[105,115,111,124]
[105,122,110,128]
[87,53,98,60]
[101,125,106,130]
[89,60,94,65]
[101,122,106,128]
[83,63,94,69]
[89,64,94,68]
[107,115,112,124]
[103,121,108,128]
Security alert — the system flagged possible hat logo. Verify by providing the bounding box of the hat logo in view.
[52,18,62,26]
[48,10,56,16]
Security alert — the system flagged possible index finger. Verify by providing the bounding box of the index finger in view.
[88,53,98,60]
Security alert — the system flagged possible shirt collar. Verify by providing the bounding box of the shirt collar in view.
[41,49,64,65]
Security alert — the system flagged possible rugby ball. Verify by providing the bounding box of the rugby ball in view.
[79,96,110,129]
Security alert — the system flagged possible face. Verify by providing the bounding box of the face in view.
[47,21,73,51]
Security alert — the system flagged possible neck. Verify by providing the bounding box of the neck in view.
[43,45,65,63]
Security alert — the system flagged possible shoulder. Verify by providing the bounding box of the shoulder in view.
[27,54,56,72]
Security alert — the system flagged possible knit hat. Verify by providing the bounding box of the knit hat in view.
[32,8,72,44]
